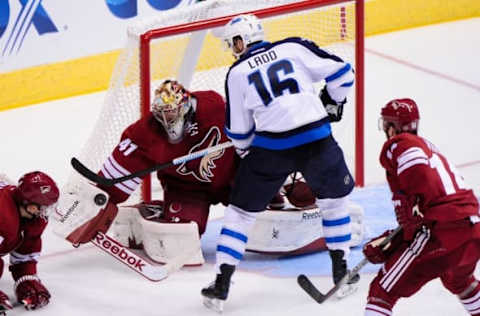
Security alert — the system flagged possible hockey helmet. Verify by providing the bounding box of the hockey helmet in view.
[222,14,264,58]
[151,80,192,143]
[15,171,59,218]
[379,98,420,134]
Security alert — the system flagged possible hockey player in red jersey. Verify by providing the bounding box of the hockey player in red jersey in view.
[362,98,480,315]
[64,80,238,247]
[0,172,59,313]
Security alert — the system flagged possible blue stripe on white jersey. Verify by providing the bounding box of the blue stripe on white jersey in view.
[252,118,331,150]
[225,126,255,139]
[326,63,351,82]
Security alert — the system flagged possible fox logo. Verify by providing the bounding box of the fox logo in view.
[176,126,225,183]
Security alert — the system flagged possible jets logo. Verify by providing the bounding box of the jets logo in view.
[176,127,225,183]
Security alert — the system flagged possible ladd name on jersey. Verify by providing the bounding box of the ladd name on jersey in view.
[247,50,277,69]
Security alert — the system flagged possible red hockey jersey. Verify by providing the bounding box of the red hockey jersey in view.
[98,90,237,205]
[0,182,47,277]
[380,133,479,222]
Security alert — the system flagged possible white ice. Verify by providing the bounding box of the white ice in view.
[0,18,479,316]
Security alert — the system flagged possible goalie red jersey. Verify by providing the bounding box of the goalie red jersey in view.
[98,90,237,207]
[380,133,479,222]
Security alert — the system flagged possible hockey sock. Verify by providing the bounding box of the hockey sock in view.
[365,299,393,316]
[460,281,480,315]
[316,197,352,256]
[215,205,256,273]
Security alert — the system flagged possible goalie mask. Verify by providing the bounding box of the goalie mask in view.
[151,80,193,143]
[15,171,59,218]
[222,14,264,58]
[379,98,420,135]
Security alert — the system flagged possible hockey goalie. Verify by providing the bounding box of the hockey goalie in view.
[52,80,364,268]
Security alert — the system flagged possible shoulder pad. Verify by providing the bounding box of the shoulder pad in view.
[380,133,430,171]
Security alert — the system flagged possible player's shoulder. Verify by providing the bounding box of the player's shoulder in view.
[0,186,17,206]
[123,114,168,147]
[276,36,314,46]
[0,189,20,234]
[192,90,225,109]
[380,133,430,162]
[274,37,344,62]
[194,91,227,125]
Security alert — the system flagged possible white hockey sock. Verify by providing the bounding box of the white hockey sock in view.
[215,205,256,273]
[365,303,393,316]
[460,281,480,315]
[316,197,352,256]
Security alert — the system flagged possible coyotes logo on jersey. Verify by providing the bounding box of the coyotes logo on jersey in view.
[176,126,225,183]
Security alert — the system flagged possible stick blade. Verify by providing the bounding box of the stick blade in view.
[297,274,327,304]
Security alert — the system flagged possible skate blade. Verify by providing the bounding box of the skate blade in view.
[203,297,224,313]
[336,282,359,299]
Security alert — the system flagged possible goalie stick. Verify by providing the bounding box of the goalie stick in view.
[297,226,402,304]
[71,141,233,186]
[91,231,199,282]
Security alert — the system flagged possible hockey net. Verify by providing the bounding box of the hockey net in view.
[71,0,364,203]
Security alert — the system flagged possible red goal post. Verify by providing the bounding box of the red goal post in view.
[72,0,364,203]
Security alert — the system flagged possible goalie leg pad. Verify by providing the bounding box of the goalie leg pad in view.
[112,204,204,265]
[110,204,145,249]
[348,201,365,247]
[247,207,325,254]
[246,200,364,255]
[140,218,204,266]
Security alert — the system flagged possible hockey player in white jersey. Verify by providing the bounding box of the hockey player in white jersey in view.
[202,14,358,312]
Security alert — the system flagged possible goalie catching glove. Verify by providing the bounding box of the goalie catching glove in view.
[52,180,118,246]
[66,200,118,245]
[319,86,345,122]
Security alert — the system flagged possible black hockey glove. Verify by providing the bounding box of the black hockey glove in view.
[319,86,345,122]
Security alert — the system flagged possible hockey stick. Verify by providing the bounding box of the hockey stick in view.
[91,231,199,282]
[71,141,233,186]
[297,226,402,304]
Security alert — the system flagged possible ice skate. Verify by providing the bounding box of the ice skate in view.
[201,264,235,313]
[329,249,360,299]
